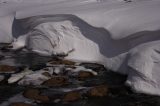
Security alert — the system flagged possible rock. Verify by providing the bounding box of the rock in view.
[62,91,81,102]
[43,76,68,87]
[78,71,95,80]
[23,89,49,102]
[87,85,109,97]
[10,102,33,106]
[48,59,75,65]
[0,65,17,73]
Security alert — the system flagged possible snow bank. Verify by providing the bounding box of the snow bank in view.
[2,0,160,95]
[0,14,14,43]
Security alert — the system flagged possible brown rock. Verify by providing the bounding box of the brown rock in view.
[0,65,16,73]
[49,59,75,65]
[43,76,68,87]
[78,71,94,80]
[10,102,33,106]
[88,85,109,97]
[63,91,81,102]
[23,89,49,102]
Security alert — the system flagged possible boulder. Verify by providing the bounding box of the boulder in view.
[62,91,81,102]
[10,102,33,106]
[87,85,109,97]
[48,59,75,65]
[78,71,95,80]
[0,65,16,73]
[43,76,68,87]
[23,89,49,102]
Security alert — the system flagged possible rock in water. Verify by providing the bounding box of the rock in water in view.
[23,89,49,102]
[62,91,81,102]
[48,59,75,65]
[0,65,16,73]
[43,76,68,87]
[10,102,33,106]
[87,85,109,97]
[78,71,95,80]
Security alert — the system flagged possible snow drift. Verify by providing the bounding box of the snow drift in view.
[1,0,160,95]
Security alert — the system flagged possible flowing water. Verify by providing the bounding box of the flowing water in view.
[0,44,160,106]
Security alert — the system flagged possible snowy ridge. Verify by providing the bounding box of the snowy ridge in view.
[1,0,160,95]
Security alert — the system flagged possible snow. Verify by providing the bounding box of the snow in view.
[0,14,14,43]
[8,68,33,84]
[18,68,53,86]
[1,0,160,95]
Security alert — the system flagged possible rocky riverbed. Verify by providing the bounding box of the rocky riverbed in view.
[0,44,160,106]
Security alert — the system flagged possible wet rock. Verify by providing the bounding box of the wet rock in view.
[87,85,109,97]
[10,102,33,106]
[23,89,49,102]
[62,91,81,102]
[78,71,95,80]
[0,65,17,73]
[43,76,68,87]
[48,59,75,65]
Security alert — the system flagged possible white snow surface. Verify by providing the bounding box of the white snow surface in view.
[1,0,160,95]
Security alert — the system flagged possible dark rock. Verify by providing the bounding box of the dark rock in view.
[43,76,68,87]
[0,45,12,52]
[63,91,81,102]
[23,89,49,102]
[87,85,109,97]
[10,102,33,106]
[48,59,75,65]
[78,71,95,80]
[0,65,17,73]
[80,63,105,71]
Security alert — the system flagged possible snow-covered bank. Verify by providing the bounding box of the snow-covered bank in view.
[1,0,160,95]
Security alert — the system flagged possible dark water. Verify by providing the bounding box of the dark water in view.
[0,45,160,106]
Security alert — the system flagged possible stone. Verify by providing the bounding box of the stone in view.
[62,91,81,102]
[23,89,49,102]
[0,65,16,73]
[10,102,33,106]
[48,59,75,65]
[43,76,68,87]
[87,85,109,97]
[78,71,94,80]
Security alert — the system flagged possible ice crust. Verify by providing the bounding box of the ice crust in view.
[1,0,160,95]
